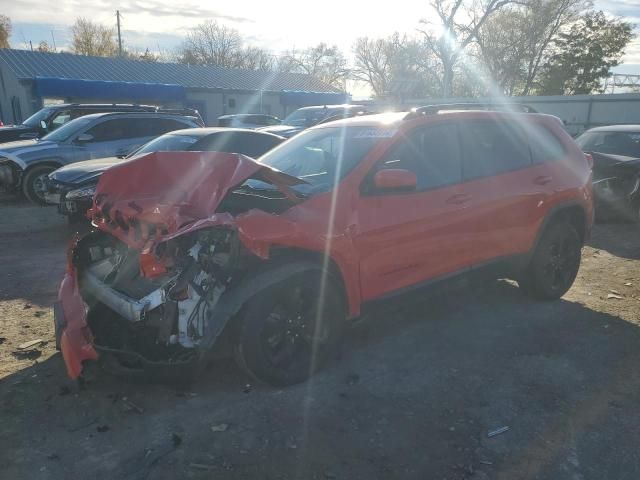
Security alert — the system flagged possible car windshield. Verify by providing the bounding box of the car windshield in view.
[22,108,54,128]
[129,134,200,157]
[253,126,389,195]
[41,116,95,143]
[576,131,640,158]
[282,109,333,127]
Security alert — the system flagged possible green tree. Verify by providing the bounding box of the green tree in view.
[538,11,634,95]
[0,15,11,49]
[71,18,118,57]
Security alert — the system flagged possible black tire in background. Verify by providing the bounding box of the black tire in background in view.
[518,221,582,300]
[233,269,345,386]
[22,165,56,205]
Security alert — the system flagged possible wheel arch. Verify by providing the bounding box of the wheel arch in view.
[534,201,589,252]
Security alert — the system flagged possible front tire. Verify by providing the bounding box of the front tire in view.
[519,222,582,300]
[233,269,345,386]
[22,165,56,205]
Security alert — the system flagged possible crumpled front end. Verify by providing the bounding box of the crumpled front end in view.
[55,151,304,380]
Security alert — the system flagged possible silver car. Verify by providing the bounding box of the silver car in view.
[0,111,201,204]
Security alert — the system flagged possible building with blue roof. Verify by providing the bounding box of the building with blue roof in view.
[0,48,347,125]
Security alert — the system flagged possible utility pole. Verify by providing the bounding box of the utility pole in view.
[116,10,123,56]
[51,30,57,52]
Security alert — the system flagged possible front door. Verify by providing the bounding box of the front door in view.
[354,122,470,301]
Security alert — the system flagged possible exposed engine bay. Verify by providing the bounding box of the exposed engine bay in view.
[73,227,248,371]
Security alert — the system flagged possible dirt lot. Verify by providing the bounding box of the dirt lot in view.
[1,198,640,480]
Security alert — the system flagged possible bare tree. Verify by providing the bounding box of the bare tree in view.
[281,43,349,89]
[238,46,275,71]
[353,37,394,97]
[0,15,11,49]
[353,34,443,99]
[71,18,118,57]
[37,41,53,53]
[419,0,517,97]
[179,20,244,67]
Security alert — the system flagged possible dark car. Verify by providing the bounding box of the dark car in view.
[0,104,202,144]
[57,107,592,385]
[0,111,202,204]
[217,114,281,128]
[576,125,640,221]
[258,104,370,138]
[46,128,285,222]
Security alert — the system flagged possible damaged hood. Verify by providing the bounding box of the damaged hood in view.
[49,157,122,185]
[90,151,303,247]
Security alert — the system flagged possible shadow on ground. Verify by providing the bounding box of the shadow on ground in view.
[2,278,640,480]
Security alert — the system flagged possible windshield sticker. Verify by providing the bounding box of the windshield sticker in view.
[353,129,397,139]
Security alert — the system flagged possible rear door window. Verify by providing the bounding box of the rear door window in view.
[144,118,192,136]
[85,119,145,142]
[460,120,531,180]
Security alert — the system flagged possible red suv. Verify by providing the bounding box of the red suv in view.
[55,106,593,386]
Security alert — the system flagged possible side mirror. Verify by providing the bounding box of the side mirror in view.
[40,120,47,130]
[373,168,417,192]
[75,133,94,144]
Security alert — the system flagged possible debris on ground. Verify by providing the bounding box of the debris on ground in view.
[34,311,46,318]
[624,282,633,286]
[22,304,32,309]
[487,426,510,438]
[211,423,229,432]
[0,337,6,345]
[121,398,144,414]
[16,339,45,350]
[607,293,623,300]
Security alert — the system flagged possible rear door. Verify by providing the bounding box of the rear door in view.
[456,118,539,266]
[355,122,470,301]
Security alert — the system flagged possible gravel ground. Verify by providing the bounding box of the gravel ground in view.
[1,198,639,480]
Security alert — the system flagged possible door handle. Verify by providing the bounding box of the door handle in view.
[446,193,472,205]
[534,175,553,185]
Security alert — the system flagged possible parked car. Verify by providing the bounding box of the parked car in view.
[0,111,203,204]
[217,114,281,128]
[0,104,201,144]
[46,128,285,223]
[55,106,592,386]
[576,125,640,222]
[258,104,370,138]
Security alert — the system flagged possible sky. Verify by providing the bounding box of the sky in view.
[5,0,640,94]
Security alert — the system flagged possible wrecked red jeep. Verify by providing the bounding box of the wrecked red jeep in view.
[55,108,593,386]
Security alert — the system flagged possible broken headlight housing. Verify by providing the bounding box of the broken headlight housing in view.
[66,184,97,199]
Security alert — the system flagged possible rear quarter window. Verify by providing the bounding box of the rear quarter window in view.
[528,124,567,163]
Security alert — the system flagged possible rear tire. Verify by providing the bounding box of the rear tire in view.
[518,222,582,300]
[22,165,56,205]
[233,269,345,386]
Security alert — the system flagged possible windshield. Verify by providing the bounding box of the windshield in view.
[576,131,640,158]
[22,108,54,128]
[41,116,95,143]
[282,108,334,128]
[254,126,388,195]
[130,134,200,157]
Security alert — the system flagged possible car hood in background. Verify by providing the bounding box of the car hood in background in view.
[89,151,305,249]
[591,152,640,172]
[50,157,122,185]
[257,124,303,138]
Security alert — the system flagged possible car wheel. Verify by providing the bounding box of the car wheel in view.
[233,270,345,386]
[519,222,582,300]
[22,165,56,205]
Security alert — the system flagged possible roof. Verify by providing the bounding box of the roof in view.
[297,104,363,111]
[0,48,341,94]
[585,125,640,133]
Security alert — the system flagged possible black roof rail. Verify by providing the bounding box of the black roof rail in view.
[405,102,538,119]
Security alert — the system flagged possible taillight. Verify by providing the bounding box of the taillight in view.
[585,153,594,170]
